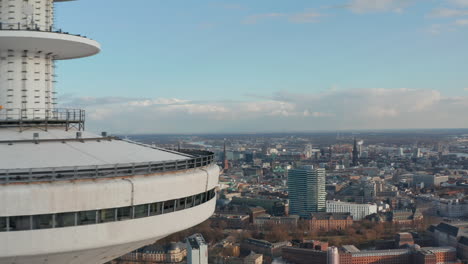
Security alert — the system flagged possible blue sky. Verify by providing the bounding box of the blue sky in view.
[56,0,468,133]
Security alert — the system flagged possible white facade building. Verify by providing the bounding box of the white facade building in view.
[186,233,208,264]
[435,199,468,218]
[0,0,219,263]
[326,201,377,221]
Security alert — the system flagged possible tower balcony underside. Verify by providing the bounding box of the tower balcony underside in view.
[0,199,216,264]
[0,31,100,60]
[0,156,218,264]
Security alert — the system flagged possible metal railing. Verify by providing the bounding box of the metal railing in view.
[0,22,90,39]
[0,108,84,122]
[0,149,215,184]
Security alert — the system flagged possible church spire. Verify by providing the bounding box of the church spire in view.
[352,137,359,166]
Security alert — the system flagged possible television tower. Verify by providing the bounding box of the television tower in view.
[0,1,219,263]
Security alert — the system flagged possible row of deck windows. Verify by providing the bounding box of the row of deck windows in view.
[0,189,216,232]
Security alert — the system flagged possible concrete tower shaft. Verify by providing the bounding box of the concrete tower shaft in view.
[0,0,54,31]
[0,0,100,120]
[0,49,55,112]
[0,0,55,112]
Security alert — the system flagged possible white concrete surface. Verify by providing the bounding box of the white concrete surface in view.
[0,31,100,60]
[0,128,190,170]
[0,164,218,216]
[0,198,216,264]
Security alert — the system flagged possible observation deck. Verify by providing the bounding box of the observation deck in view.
[0,24,100,60]
[0,128,219,264]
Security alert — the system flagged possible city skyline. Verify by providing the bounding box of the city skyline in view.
[55,0,468,133]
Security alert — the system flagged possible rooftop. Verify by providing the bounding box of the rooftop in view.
[342,245,360,253]
[187,234,207,249]
[0,128,190,169]
[435,222,468,237]
[351,249,411,257]
[420,246,456,254]
[311,212,352,220]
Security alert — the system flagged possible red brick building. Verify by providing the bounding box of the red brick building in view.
[309,213,353,232]
[341,246,461,264]
[280,245,461,264]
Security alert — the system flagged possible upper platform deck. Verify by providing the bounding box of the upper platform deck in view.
[0,128,214,184]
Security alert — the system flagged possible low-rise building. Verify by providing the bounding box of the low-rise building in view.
[253,214,299,229]
[457,236,468,261]
[395,232,414,247]
[280,244,462,264]
[413,174,448,188]
[326,200,377,221]
[435,199,468,218]
[113,242,186,263]
[282,247,327,264]
[391,209,423,225]
[309,212,353,232]
[231,197,288,216]
[342,246,461,264]
[413,247,460,264]
[211,214,250,229]
[240,238,290,258]
[429,221,468,260]
[243,252,263,264]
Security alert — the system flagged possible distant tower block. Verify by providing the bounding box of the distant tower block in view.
[223,138,229,170]
[186,234,208,264]
[327,247,339,264]
[0,0,99,120]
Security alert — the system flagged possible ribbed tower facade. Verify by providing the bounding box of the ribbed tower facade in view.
[0,1,219,263]
[0,0,99,121]
[288,166,326,218]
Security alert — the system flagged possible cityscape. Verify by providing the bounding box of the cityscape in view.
[105,130,468,264]
[0,0,468,264]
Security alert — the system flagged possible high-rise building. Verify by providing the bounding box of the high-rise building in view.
[288,166,326,218]
[304,144,313,159]
[186,234,208,264]
[223,138,229,170]
[413,148,422,158]
[0,1,219,263]
[352,138,359,167]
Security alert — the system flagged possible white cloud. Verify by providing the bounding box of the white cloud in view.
[464,87,468,91]
[428,8,468,18]
[243,10,324,24]
[220,4,248,11]
[62,88,468,134]
[426,23,457,35]
[455,18,468,25]
[347,0,410,13]
[288,10,324,24]
[242,13,286,24]
[449,0,468,7]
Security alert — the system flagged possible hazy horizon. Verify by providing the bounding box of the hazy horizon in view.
[55,0,468,134]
